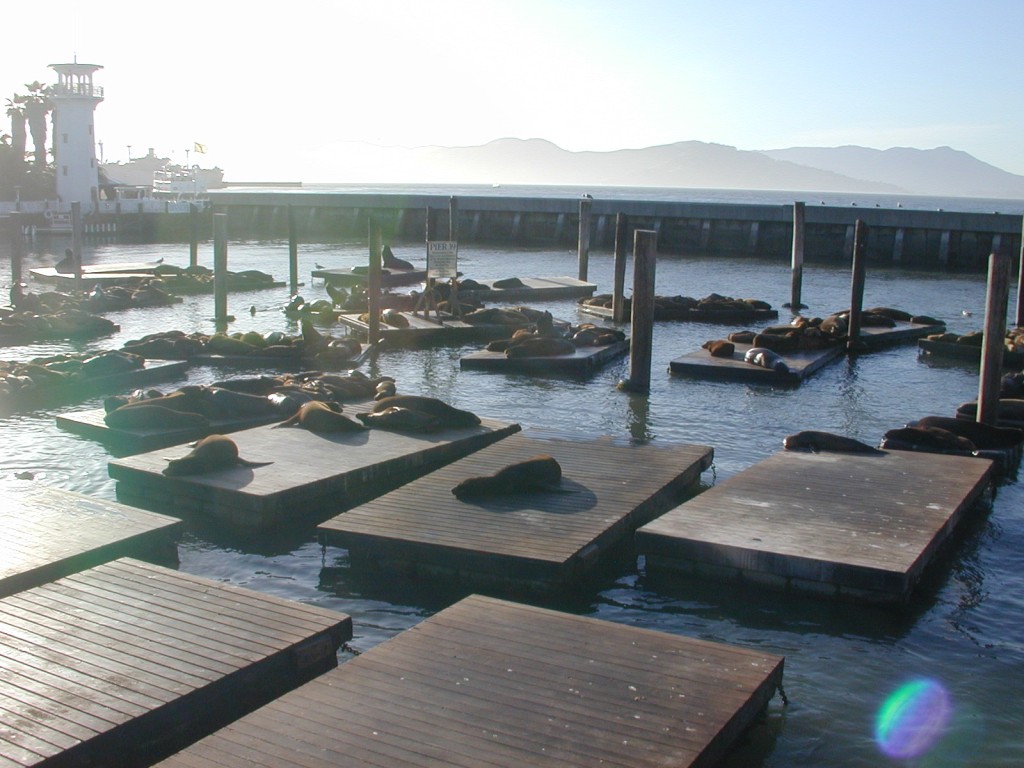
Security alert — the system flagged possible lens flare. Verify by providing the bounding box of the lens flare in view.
[875,678,952,759]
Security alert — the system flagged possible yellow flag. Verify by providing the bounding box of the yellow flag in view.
[193,142,207,153]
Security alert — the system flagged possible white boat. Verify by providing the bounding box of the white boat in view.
[101,148,224,200]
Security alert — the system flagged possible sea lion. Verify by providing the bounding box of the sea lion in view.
[492,277,526,289]
[104,404,212,431]
[451,455,566,499]
[783,430,883,453]
[913,416,1024,450]
[273,400,365,433]
[506,337,577,358]
[163,434,273,477]
[957,399,1024,423]
[356,406,442,433]
[702,339,735,358]
[880,426,976,454]
[371,395,481,427]
[744,347,790,374]
[381,245,415,271]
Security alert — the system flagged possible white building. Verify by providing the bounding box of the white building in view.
[49,60,104,212]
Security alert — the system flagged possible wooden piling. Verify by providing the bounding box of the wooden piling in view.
[790,201,805,310]
[213,212,228,330]
[367,218,382,343]
[288,205,299,295]
[847,219,868,352]
[449,195,458,239]
[577,196,592,281]
[70,201,84,293]
[612,213,628,323]
[8,212,23,306]
[618,229,657,393]
[189,203,199,267]
[1016,213,1024,327]
[978,251,1011,425]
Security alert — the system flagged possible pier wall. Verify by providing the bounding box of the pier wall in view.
[6,192,1022,272]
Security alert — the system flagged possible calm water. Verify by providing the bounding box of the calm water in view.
[2,192,1023,765]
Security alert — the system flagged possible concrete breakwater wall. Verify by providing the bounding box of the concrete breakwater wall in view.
[204,191,1022,273]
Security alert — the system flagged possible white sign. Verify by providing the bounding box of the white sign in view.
[427,240,458,278]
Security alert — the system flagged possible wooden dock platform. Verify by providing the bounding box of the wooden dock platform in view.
[312,265,427,287]
[460,339,630,377]
[56,405,289,456]
[0,486,183,598]
[320,433,712,591]
[336,311,534,345]
[458,275,598,302]
[636,448,995,604]
[579,303,779,324]
[109,413,521,530]
[153,593,784,768]
[0,557,351,768]
[918,338,1024,370]
[1,359,189,414]
[670,321,944,385]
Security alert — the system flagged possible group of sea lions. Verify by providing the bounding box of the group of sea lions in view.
[580,292,773,315]
[0,306,120,344]
[924,326,1024,354]
[0,350,145,399]
[483,313,625,359]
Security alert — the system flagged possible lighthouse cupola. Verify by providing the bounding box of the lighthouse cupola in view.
[48,60,104,212]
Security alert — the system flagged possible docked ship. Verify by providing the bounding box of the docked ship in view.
[101,148,225,200]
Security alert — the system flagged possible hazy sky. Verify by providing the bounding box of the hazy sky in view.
[3,0,1023,181]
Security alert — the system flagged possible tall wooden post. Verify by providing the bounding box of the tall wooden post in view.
[1016,213,1024,327]
[618,229,657,393]
[790,201,806,310]
[612,213,628,323]
[847,219,868,352]
[449,196,458,239]
[189,203,199,267]
[367,218,382,344]
[978,251,1011,425]
[70,202,84,294]
[577,196,592,282]
[287,205,299,295]
[213,213,229,330]
[8,212,24,306]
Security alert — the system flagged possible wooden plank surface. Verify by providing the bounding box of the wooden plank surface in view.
[336,311,532,345]
[312,266,427,287]
[636,448,994,603]
[154,594,783,768]
[56,405,289,455]
[0,486,183,598]
[669,342,842,385]
[459,339,630,376]
[0,557,352,768]
[457,276,598,302]
[109,413,521,530]
[319,432,712,589]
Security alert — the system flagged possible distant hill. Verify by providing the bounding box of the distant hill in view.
[761,145,1024,198]
[327,138,1024,198]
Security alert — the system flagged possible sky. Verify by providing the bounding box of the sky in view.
[3,0,1024,182]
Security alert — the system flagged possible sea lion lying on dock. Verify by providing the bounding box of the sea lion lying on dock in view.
[451,455,565,499]
[702,340,735,358]
[783,430,882,453]
[744,347,790,374]
[880,426,976,454]
[273,400,366,433]
[369,395,481,428]
[382,245,415,271]
[356,406,441,432]
[912,415,1024,451]
[162,434,273,476]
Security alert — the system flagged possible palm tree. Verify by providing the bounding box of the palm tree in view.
[5,95,27,167]
[22,81,51,169]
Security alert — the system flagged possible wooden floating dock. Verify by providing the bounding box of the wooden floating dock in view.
[636,448,995,604]
[460,339,631,377]
[320,432,712,591]
[0,557,351,768]
[28,260,163,282]
[457,275,598,302]
[312,265,427,287]
[336,311,534,345]
[109,412,521,530]
[670,321,944,385]
[153,593,784,768]
[579,303,779,324]
[0,486,182,598]
[56,406,289,456]
[0,359,189,414]
[918,338,1024,370]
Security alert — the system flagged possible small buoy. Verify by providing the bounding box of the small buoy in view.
[962,310,972,317]
[250,305,257,316]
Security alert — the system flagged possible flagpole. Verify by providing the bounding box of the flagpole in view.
[185,148,190,167]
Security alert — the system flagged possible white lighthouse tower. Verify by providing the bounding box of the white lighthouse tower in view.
[48,59,104,212]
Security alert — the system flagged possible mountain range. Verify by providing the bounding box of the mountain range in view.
[340,138,1024,198]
